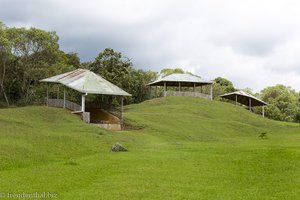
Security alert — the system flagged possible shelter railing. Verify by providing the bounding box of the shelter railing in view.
[164,91,211,99]
[46,98,90,123]
[46,98,82,111]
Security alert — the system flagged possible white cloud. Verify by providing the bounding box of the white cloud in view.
[1,0,300,92]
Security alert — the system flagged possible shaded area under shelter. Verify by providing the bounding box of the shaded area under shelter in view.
[147,73,214,100]
[40,68,131,130]
[220,90,267,117]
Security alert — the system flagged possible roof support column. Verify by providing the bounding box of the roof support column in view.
[210,84,213,101]
[262,106,265,117]
[193,83,196,93]
[121,96,124,129]
[46,84,49,107]
[235,94,237,105]
[164,82,166,97]
[179,82,181,96]
[63,87,66,109]
[57,85,59,100]
[201,86,203,94]
[249,98,252,111]
[155,86,157,98]
[81,93,87,112]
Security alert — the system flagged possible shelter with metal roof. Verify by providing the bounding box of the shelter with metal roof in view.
[220,90,267,117]
[147,73,214,100]
[40,69,131,129]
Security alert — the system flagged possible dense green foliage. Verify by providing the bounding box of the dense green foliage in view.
[260,85,300,122]
[0,23,158,105]
[1,97,300,199]
[1,21,300,123]
[213,77,236,99]
[88,48,157,104]
[160,68,186,77]
[0,23,76,105]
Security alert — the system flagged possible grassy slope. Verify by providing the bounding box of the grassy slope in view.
[1,97,300,199]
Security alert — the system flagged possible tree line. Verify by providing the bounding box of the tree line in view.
[1,22,300,123]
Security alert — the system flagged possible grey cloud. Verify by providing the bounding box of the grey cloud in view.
[2,0,300,91]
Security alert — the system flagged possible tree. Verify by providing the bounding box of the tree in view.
[66,52,81,68]
[160,68,185,77]
[89,48,133,94]
[3,26,72,104]
[89,48,158,104]
[260,84,300,122]
[213,77,235,99]
[0,22,11,105]
[130,69,157,103]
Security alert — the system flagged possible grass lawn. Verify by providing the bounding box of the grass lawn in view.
[1,96,300,199]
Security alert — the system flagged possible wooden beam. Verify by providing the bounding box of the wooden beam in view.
[121,96,124,129]
[63,87,66,108]
[179,82,181,92]
[193,83,196,92]
[210,84,212,100]
[235,94,237,105]
[262,106,265,117]
[57,85,59,100]
[46,84,49,107]
[164,82,166,97]
[249,98,252,111]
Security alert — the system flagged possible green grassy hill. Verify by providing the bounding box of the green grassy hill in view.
[1,97,300,199]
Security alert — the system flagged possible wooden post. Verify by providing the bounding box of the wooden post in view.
[179,82,181,92]
[235,94,237,105]
[155,86,157,98]
[63,87,66,108]
[46,84,49,106]
[249,98,252,111]
[201,86,203,93]
[164,82,166,97]
[121,96,124,129]
[57,85,59,100]
[262,106,265,117]
[210,84,213,100]
[193,83,196,93]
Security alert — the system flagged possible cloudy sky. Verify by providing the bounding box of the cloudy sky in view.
[1,0,300,92]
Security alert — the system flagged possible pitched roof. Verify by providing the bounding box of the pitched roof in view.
[40,69,131,96]
[220,90,267,107]
[147,73,213,87]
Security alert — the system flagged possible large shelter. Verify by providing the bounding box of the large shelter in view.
[220,90,267,117]
[147,73,214,100]
[40,69,131,127]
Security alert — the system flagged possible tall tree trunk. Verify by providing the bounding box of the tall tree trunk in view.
[0,59,9,106]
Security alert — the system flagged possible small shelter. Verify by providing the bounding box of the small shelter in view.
[147,73,214,100]
[40,69,131,129]
[220,90,267,117]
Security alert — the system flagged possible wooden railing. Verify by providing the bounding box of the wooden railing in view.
[164,91,211,99]
[46,98,90,123]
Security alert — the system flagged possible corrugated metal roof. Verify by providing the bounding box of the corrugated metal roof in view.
[220,90,267,106]
[40,69,131,96]
[147,73,213,86]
